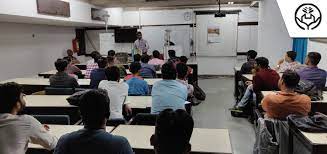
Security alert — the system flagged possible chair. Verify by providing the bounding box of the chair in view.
[130,113,158,126]
[45,87,75,95]
[32,115,70,125]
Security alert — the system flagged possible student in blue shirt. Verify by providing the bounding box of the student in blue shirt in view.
[126,62,149,96]
[151,62,188,114]
[90,57,107,89]
[140,55,157,78]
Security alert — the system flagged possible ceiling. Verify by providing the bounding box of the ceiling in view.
[89,0,255,8]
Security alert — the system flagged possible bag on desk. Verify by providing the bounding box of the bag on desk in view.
[192,81,206,101]
[288,113,327,133]
[295,80,323,101]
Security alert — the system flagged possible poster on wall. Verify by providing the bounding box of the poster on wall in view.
[37,0,70,17]
[91,8,108,21]
[207,21,221,43]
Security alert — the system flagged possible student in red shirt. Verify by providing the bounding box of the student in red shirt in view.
[233,57,280,111]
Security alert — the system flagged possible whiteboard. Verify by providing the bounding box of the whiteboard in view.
[99,33,133,55]
[196,14,238,57]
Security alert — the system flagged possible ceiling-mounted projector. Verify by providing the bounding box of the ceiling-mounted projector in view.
[215,12,226,18]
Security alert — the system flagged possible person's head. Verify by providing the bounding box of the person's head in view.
[180,56,188,64]
[305,52,321,66]
[168,50,176,58]
[97,57,108,69]
[141,55,150,64]
[80,89,110,129]
[0,82,25,115]
[278,70,300,91]
[285,51,297,63]
[108,50,116,57]
[255,57,269,69]
[55,58,68,72]
[105,66,120,82]
[63,57,72,64]
[176,63,188,80]
[90,51,100,60]
[67,49,74,56]
[129,62,141,75]
[153,50,160,59]
[161,62,177,80]
[151,109,194,154]
[136,32,142,40]
[107,56,115,66]
[134,54,141,62]
[247,50,257,61]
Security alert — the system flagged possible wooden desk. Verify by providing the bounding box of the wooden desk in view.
[29,125,114,149]
[111,125,232,154]
[39,70,87,78]
[288,119,327,153]
[126,96,152,109]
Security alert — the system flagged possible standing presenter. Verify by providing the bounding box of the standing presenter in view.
[134,32,149,55]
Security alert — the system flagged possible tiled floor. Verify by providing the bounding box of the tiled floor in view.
[193,77,255,154]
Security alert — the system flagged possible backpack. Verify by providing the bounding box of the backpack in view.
[295,80,323,101]
[192,81,206,101]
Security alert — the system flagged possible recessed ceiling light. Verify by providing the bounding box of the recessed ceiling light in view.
[228,2,234,4]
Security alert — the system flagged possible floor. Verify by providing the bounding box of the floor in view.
[193,77,255,154]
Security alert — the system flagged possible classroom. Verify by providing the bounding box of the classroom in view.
[0,0,326,154]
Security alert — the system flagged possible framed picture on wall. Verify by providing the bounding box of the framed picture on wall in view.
[37,0,70,17]
[91,8,108,21]
[310,38,327,44]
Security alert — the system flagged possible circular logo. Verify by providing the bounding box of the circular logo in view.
[295,3,322,30]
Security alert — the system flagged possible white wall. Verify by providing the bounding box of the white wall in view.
[0,22,77,81]
[307,40,327,71]
[257,0,293,67]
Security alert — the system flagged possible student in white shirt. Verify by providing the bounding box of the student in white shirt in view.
[98,66,132,120]
[0,82,57,154]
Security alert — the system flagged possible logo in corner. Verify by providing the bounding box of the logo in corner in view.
[295,3,322,30]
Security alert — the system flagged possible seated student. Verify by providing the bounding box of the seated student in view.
[133,54,141,63]
[151,63,188,114]
[262,70,311,119]
[126,62,149,96]
[63,57,82,77]
[108,50,121,64]
[54,90,133,154]
[140,54,157,78]
[176,63,194,97]
[180,56,193,75]
[168,50,180,64]
[276,51,302,73]
[107,56,127,77]
[98,66,132,120]
[85,51,101,79]
[149,50,164,66]
[240,50,257,74]
[64,49,80,64]
[50,59,79,88]
[297,52,327,90]
[233,57,280,110]
[151,109,194,154]
[90,57,108,89]
[0,82,57,154]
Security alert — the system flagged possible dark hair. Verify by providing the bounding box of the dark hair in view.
[282,70,300,89]
[286,51,297,61]
[180,56,188,64]
[307,52,321,66]
[66,49,73,55]
[136,31,142,35]
[155,109,194,154]
[176,63,188,79]
[141,55,150,63]
[63,57,72,63]
[97,57,108,69]
[80,89,110,129]
[161,63,176,80]
[129,62,141,74]
[90,51,100,59]
[0,82,23,113]
[134,54,141,62]
[105,66,120,81]
[108,50,116,57]
[153,50,160,58]
[168,50,176,58]
[247,50,257,59]
[55,59,68,72]
[255,57,269,68]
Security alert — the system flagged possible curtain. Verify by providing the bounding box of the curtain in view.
[293,38,308,64]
